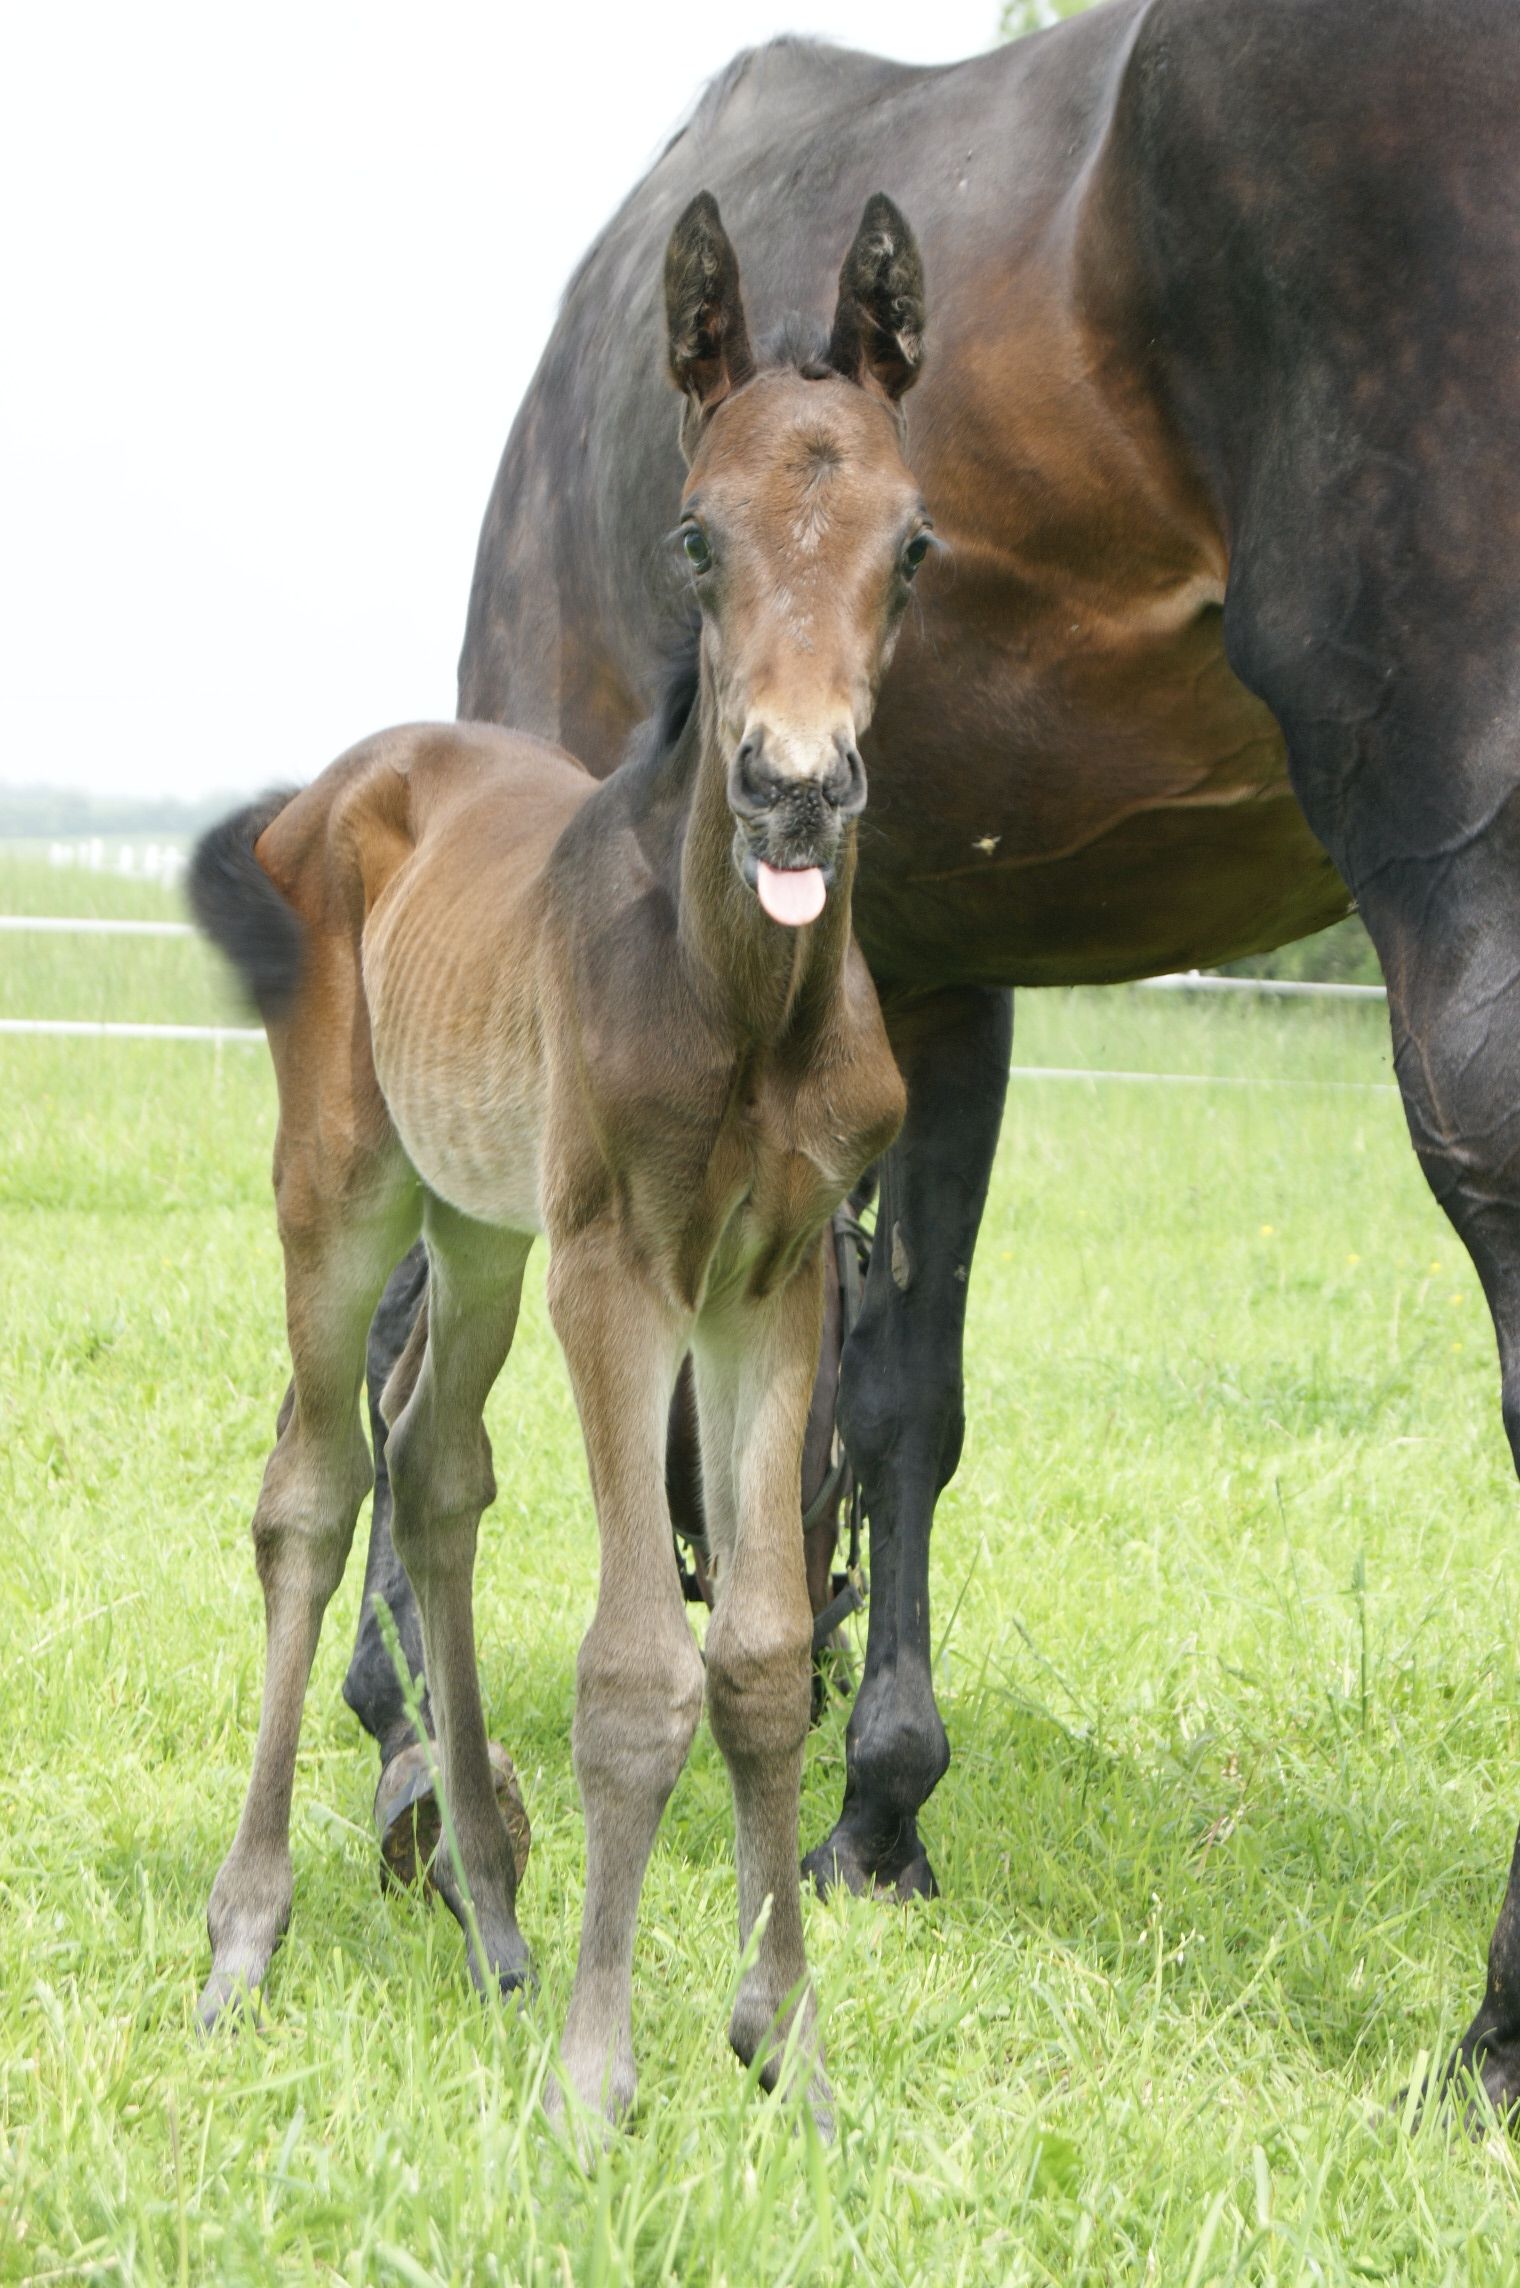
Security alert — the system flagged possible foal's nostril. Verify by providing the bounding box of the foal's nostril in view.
[733,732,778,814]
[824,737,868,817]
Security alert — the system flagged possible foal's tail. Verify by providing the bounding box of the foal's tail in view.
[188,790,305,1021]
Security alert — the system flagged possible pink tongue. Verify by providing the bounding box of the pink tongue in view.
[756,861,827,927]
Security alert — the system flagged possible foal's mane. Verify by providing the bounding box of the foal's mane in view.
[614,615,702,796]
[756,312,835,380]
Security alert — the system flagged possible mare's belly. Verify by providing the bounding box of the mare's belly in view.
[854,783,1351,990]
[853,602,1352,991]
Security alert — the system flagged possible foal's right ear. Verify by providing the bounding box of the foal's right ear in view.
[664,192,757,442]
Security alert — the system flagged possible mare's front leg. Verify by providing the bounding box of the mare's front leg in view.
[545,1230,705,2129]
[199,1179,419,2029]
[694,1257,831,2126]
[383,1202,535,1998]
[805,985,1012,1900]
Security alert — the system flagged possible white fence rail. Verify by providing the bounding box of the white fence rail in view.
[1137,968,1385,1003]
[0,1018,261,1043]
[1,917,1394,1084]
[0,915,193,938]
[0,918,1390,996]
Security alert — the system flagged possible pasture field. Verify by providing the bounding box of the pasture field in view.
[5,854,1520,2284]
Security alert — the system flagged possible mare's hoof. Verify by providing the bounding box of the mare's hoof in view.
[375,1739,531,1894]
[802,1820,939,1904]
[1402,2040,1520,2137]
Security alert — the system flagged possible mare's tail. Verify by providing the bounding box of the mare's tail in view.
[188,790,305,1020]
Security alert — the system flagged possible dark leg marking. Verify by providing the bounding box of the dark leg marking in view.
[805,984,1012,1900]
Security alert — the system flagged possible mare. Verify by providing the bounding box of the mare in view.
[190,194,920,2128]
[348,0,1520,2111]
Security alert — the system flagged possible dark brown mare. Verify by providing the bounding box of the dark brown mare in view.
[344,0,1520,2111]
[191,197,920,2129]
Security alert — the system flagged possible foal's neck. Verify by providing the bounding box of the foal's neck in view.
[675,673,855,1050]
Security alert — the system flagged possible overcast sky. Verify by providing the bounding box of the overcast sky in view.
[4,0,1000,801]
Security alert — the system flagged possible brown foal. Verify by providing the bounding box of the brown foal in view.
[190,193,926,2127]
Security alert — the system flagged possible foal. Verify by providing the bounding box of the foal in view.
[192,191,926,2125]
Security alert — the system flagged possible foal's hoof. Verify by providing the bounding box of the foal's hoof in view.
[802,1818,939,1904]
[194,1968,263,2037]
[546,2048,637,2153]
[375,1739,531,1893]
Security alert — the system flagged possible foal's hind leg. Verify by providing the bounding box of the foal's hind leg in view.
[342,1246,530,1891]
[199,1181,419,2029]
[694,1259,831,2126]
[545,1231,704,2128]
[383,1201,535,1998]
[343,1244,432,1769]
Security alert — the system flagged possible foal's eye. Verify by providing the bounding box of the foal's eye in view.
[682,527,713,574]
[902,532,933,580]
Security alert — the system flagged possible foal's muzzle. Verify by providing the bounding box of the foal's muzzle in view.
[730,728,867,825]
[729,728,867,927]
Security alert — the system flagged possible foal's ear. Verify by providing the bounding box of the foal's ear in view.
[826,194,926,404]
[664,191,757,435]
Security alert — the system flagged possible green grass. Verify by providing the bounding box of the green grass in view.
[4,852,1520,2283]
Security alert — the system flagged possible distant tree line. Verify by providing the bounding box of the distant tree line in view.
[0,785,238,839]
[1222,913,1382,988]
[999,0,1096,35]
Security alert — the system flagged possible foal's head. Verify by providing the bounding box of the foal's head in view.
[664,192,932,929]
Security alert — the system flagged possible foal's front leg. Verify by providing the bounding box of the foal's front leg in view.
[694,1257,831,2127]
[546,1231,705,2128]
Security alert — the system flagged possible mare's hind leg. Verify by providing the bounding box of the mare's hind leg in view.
[383,1201,534,1997]
[1249,621,1520,2113]
[694,1256,831,2125]
[198,1179,419,2029]
[806,985,1012,1901]
[545,1230,705,2127]
[1356,866,1520,2120]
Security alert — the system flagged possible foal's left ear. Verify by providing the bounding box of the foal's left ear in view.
[665,191,757,435]
[826,193,926,404]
